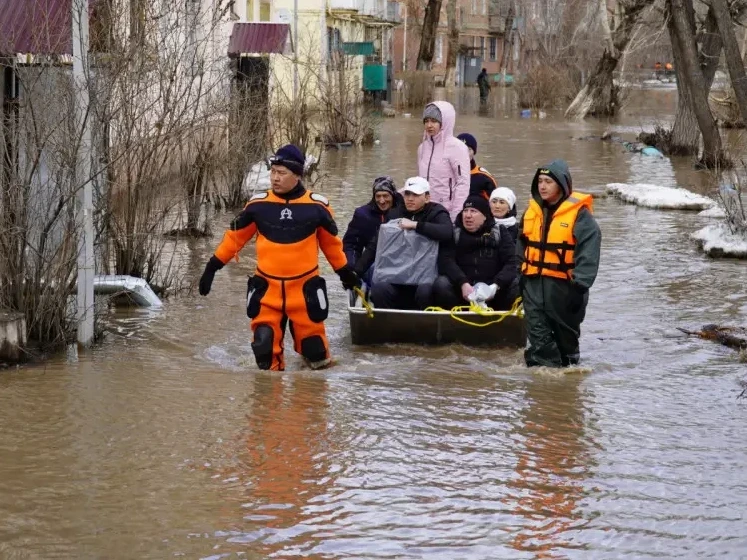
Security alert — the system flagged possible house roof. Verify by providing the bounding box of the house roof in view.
[0,0,102,57]
[1,0,69,56]
[227,23,292,57]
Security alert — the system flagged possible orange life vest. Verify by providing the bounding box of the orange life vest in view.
[521,193,593,280]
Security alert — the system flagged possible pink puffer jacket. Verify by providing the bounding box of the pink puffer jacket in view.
[416,101,471,222]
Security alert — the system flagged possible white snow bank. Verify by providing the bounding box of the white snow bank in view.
[242,162,271,194]
[606,183,715,210]
[691,223,747,258]
[698,205,727,218]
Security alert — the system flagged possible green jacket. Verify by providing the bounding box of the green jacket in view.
[516,159,602,293]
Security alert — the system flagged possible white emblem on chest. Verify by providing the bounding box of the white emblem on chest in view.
[280,207,293,220]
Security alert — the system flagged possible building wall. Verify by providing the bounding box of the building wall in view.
[392,0,521,82]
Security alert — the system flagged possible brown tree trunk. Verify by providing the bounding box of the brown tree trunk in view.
[665,6,722,155]
[565,0,655,119]
[444,0,459,88]
[499,0,516,80]
[416,0,443,71]
[670,0,725,167]
[710,0,747,124]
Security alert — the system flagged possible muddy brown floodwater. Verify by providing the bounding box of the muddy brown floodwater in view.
[1,89,746,559]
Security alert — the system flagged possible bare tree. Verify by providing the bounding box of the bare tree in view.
[565,0,657,119]
[499,0,516,81]
[444,0,459,88]
[416,0,444,70]
[710,0,747,124]
[669,0,725,167]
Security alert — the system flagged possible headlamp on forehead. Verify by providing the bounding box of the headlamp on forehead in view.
[267,156,304,175]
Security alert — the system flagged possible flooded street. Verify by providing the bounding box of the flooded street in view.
[2,90,746,559]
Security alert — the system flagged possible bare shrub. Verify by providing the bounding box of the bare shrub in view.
[394,70,434,109]
[516,64,578,109]
[0,66,84,349]
[93,0,232,285]
[318,51,379,146]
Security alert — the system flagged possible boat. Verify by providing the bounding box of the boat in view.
[348,289,526,347]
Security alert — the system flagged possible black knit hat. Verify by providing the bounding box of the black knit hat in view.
[457,133,477,154]
[270,144,305,175]
[463,195,491,220]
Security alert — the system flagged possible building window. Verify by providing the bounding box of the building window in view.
[472,0,477,15]
[436,35,443,63]
[490,37,497,61]
[482,0,487,15]
[480,36,485,59]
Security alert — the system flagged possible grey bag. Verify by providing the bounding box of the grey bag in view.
[372,220,439,285]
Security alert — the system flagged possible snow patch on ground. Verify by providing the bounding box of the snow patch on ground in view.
[242,162,271,194]
[691,223,747,258]
[606,183,716,210]
[698,205,727,218]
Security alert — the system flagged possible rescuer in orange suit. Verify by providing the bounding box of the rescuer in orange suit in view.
[198,144,361,371]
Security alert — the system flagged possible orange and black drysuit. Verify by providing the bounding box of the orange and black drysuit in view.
[209,182,350,371]
[517,160,601,368]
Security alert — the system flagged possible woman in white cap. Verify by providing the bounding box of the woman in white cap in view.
[489,187,518,242]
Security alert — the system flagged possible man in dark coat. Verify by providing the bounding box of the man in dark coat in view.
[477,68,491,103]
[517,159,601,367]
[433,195,518,310]
[342,176,402,282]
[354,177,453,310]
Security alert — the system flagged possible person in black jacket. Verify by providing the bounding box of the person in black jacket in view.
[342,176,403,272]
[354,176,453,310]
[433,195,518,310]
[457,132,498,200]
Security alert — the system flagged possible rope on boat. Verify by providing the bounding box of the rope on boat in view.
[425,296,524,327]
[354,286,375,318]
[354,287,524,327]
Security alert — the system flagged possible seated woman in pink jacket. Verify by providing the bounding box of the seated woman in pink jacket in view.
[417,101,471,223]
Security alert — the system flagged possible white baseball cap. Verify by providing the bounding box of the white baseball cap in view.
[402,176,430,195]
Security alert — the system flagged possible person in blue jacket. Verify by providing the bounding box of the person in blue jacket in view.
[343,176,402,283]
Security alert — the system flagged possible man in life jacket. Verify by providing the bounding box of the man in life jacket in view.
[457,133,497,200]
[517,160,601,367]
[197,144,360,371]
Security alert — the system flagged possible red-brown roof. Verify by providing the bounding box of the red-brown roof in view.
[227,23,291,57]
[0,0,100,56]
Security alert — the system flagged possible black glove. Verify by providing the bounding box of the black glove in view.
[573,283,589,296]
[336,265,361,291]
[568,282,588,314]
[198,256,224,296]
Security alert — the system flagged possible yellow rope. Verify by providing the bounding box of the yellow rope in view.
[424,296,524,327]
[354,286,375,318]
[353,287,523,327]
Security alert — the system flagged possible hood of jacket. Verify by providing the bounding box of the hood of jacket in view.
[531,159,572,205]
[422,100,457,145]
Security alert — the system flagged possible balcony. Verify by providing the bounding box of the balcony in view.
[329,0,387,18]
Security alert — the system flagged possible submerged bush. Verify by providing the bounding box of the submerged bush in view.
[516,64,579,110]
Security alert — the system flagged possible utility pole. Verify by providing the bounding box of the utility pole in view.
[72,0,95,346]
[293,0,298,104]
